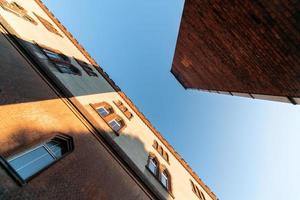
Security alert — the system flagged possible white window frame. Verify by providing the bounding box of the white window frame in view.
[148,158,157,175]
[7,137,71,181]
[161,171,169,189]
[97,107,110,117]
[108,119,122,132]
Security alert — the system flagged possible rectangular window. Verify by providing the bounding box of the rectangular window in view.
[83,66,98,77]
[40,47,81,76]
[148,159,157,175]
[108,119,122,132]
[42,49,65,61]
[7,136,73,181]
[161,173,168,188]
[97,107,110,117]
[46,140,68,158]
[8,145,54,180]
[55,63,75,74]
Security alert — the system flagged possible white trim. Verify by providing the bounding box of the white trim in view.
[161,171,169,188]
[148,158,157,174]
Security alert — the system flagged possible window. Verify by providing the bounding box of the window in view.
[11,2,24,10]
[114,100,122,106]
[160,170,169,189]
[124,110,133,119]
[152,140,158,149]
[34,12,62,36]
[108,119,122,132]
[54,63,81,75]
[158,146,163,155]
[0,1,37,25]
[42,49,66,62]
[91,102,125,134]
[152,140,169,163]
[146,154,172,194]
[22,15,37,24]
[148,157,158,175]
[97,107,110,117]
[196,187,201,198]
[93,102,113,118]
[191,181,197,193]
[113,100,133,120]
[191,180,206,200]
[75,59,98,77]
[7,135,73,181]
[163,152,169,162]
[40,47,81,76]
[55,63,73,74]
[9,145,54,181]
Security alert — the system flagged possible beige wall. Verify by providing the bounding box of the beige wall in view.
[0,1,215,199]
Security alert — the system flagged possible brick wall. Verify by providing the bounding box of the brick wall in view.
[172,0,300,97]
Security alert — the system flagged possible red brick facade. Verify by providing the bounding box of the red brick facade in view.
[172,0,300,99]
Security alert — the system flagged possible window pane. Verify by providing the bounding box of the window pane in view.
[46,140,67,158]
[55,64,72,74]
[43,49,63,61]
[8,146,54,180]
[161,172,168,188]
[97,107,109,117]
[109,120,121,131]
[148,159,157,174]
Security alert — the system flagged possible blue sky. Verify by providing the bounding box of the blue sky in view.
[43,1,300,199]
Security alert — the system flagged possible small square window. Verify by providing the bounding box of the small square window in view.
[97,107,110,117]
[108,119,122,132]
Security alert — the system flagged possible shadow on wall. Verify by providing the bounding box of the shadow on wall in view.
[0,30,118,106]
[0,126,172,200]
[0,28,173,200]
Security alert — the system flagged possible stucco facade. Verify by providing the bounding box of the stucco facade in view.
[0,0,217,199]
